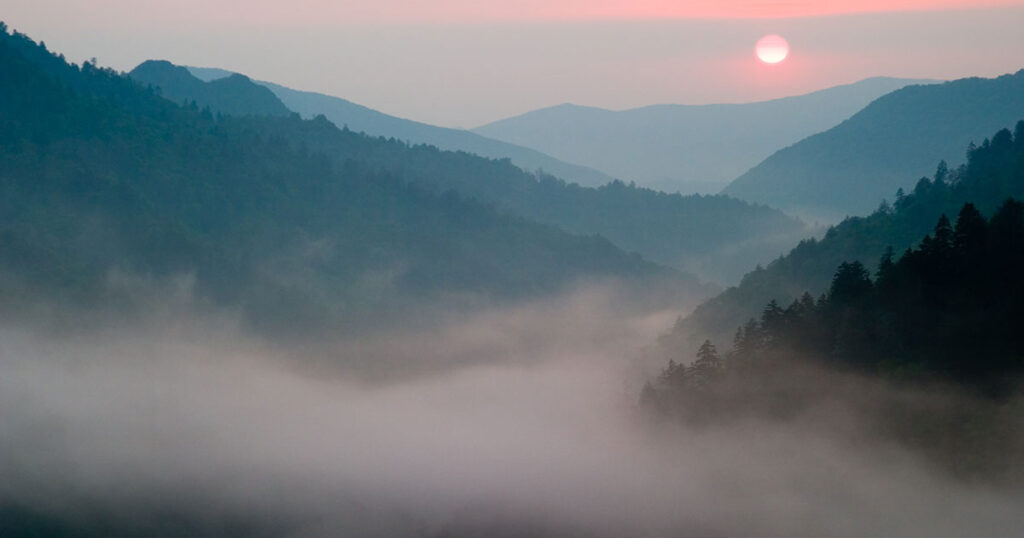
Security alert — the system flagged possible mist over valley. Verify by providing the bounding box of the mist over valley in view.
[2,9,1024,537]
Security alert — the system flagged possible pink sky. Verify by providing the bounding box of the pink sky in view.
[273,0,1024,23]
[9,0,1024,28]
[5,1,1024,126]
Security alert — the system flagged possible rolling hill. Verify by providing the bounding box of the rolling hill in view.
[664,120,1024,357]
[1,26,711,334]
[132,61,807,285]
[184,66,615,187]
[473,77,935,194]
[724,70,1024,221]
[129,60,291,117]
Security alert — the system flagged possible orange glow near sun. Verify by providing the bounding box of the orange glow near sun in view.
[756,35,789,64]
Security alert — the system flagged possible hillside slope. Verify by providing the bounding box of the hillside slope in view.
[724,70,1024,220]
[137,62,807,285]
[0,26,708,334]
[665,121,1024,355]
[129,60,291,117]
[185,66,615,187]
[474,77,935,194]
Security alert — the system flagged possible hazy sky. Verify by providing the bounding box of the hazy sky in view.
[5,1,1024,127]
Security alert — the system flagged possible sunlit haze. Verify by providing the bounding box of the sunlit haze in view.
[4,1,1024,536]
[756,35,789,64]
[5,1,1024,126]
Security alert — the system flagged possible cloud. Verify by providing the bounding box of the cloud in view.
[0,291,1021,537]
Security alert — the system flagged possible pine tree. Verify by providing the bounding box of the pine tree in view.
[828,261,872,306]
[953,203,987,280]
[876,246,895,282]
[760,300,786,344]
[932,214,953,252]
[934,160,949,184]
[692,340,723,387]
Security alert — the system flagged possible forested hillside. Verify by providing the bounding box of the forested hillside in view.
[644,202,1024,478]
[664,122,1024,355]
[129,60,292,117]
[133,61,804,284]
[185,65,616,188]
[0,25,702,333]
[725,70,1024,220]
[674,201,1023,385]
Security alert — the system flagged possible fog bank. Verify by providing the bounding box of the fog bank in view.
[0,292,1021,537]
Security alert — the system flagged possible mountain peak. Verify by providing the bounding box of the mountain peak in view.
[129,59,195,81]
[473,77,936,194]
[130,60,292,118]
[723,68,1024,220]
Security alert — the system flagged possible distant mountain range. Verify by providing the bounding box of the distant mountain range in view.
[724,70,1024,221]
[3,27,714,334]
[666,120,1024,356]
[183,67,615,188]
[132,61,807,285]
[473,77,936,194]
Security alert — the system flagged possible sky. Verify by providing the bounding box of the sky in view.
[5,1,1024,127]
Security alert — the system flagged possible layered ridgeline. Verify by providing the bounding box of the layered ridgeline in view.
[662,122,1024,356]
[474,77,934,194]
[128,60,291,117]
[643,202,1024,480]
[182,65,614,187]
[0,25,712,333]
[725,70,1024,221]
[131,61,806,284]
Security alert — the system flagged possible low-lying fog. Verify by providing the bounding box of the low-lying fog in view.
[1,288,1021,537]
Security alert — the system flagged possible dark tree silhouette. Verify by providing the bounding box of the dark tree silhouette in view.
[654,199,1024,397]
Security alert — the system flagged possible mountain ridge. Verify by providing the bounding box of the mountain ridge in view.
[666,120,1024,356]
[185,66,616,187]
[130,60,292,117]
[724,69,1024,220]
[473,77,938,194]
[1,26,712,335]
[138,61,809,286]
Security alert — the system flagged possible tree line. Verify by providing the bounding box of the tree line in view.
[652,198,1024,398]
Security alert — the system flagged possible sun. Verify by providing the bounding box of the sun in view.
[755,34,789,64]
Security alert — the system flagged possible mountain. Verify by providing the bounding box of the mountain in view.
[473,77,935,194]
[724,70,1024,221]
[0,25,710,334]
[662,121,1024,356]
[135,62,807,285]
[184,67,615,188]
[129,60,291,117]
[643,202,1024,484]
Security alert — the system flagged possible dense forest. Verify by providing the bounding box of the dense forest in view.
[667,121,1024,356]
[130,60,806,284]
[666,201,1023,386]
[725,70,1024,220]
[644,200,1024,479]
[0,25,705,333]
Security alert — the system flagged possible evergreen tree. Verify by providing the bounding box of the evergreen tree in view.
[932,214,954,254]
[953,203,987,255]
[934,160,949,184]
[827,261,872,306]
[875,246,895,283]
[760,300,786,344]
[692,340,723,386]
